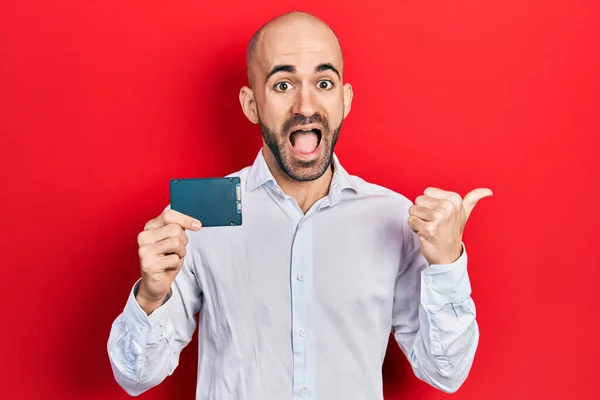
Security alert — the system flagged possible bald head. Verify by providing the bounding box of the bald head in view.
[246,12,343,88]
[238,11,353,183]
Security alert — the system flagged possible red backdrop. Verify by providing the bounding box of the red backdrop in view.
[1,1,598,399]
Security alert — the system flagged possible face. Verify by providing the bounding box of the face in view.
[240,17,353,181]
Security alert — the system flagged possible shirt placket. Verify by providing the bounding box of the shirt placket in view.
[289,201,325,399]
[291,212,309,398]
[269,181,329,399]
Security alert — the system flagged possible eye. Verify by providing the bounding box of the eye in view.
[317,80,334,90]
[274,81,293,92]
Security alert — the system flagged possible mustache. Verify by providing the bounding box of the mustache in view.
[282,114,329,135]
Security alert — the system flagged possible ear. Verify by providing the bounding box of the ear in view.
[342,83,353,119]
[239,86,259,124]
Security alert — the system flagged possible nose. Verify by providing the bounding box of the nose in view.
[291,86,318,117]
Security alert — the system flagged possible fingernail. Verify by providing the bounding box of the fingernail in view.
[192,220,201,229]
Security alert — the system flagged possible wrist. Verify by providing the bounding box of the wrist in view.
[136,282,169,315]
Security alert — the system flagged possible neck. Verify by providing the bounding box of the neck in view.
[262,147,333,214]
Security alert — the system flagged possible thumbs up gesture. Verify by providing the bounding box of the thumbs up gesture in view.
[408,187,493,266]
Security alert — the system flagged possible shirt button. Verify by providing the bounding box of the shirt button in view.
[141,326,148,333]
[430,331,440,340]
[276,188,282,194]
[299,329,307,337]
[297,274,304,281]
[425,276,433,284]
[136,364,142,369]
[300,386,308,394]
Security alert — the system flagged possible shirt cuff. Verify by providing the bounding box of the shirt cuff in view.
[122,278,172,346]
[420,242,472,305]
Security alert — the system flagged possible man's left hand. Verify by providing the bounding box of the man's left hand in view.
[408,187,493,265]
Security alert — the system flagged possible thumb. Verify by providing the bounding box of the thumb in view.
[462,188,493,220]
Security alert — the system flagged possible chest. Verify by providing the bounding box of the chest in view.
[189,201,404,319]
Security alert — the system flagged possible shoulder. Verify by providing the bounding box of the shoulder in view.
[225,164,252,178]
[342,173,415,232]
[350,174,414,208]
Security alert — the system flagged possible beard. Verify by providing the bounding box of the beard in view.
[258,112,342,182]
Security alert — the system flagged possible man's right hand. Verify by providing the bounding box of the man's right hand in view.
[136,209,202,315]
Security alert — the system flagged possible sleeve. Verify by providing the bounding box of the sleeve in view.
[106,246,203,396]
[391,208,479,393]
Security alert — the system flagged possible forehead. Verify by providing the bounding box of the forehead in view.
[256,19,343,75]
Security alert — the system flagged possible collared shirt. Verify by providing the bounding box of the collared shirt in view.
[107,149,479,399]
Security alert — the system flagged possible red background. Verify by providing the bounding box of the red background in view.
[1,1,599,399]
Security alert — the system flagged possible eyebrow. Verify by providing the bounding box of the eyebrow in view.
[266,65,295,82]
[315,63,340,79]
[265,63,341,83]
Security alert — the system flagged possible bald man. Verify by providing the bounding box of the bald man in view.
[108,11,490,399]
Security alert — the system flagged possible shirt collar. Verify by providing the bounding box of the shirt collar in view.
[245,149,276,192]
[246,149,358,203]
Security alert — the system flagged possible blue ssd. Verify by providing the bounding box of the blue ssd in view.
[169,177,242,227]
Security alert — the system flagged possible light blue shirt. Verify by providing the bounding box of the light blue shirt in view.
[107,149,479,399]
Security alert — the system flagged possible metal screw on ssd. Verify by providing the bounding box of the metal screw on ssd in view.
[173,180,178,184]
[230,221,235,225]
[229,178,232,182]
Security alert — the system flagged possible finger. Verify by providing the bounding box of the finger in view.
[154,236,187,258]
[156,253,184,271]
[462,188,493,220]
[138,223,189,247]
[408,205,440,222]
[162,209,202,231]
[414,195,454,215]
[407,215,429,236]
[423,187,462,209]
[145,209,201,231]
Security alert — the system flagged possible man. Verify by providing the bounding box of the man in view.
[107,11,492,399]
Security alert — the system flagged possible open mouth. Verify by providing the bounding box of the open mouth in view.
[289,127,322,156]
